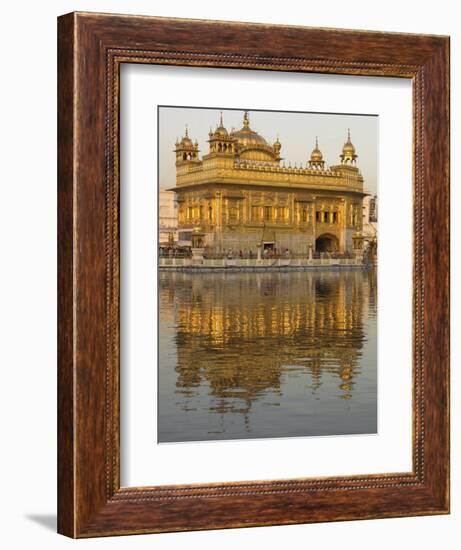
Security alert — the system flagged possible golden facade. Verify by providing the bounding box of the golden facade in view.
[172,111,366,254]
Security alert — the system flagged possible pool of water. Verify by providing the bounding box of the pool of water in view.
[158,269,377,442]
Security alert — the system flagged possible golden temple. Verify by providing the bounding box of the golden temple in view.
[172,111,367,255]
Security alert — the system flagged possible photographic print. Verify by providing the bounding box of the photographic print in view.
[158,106,378,443]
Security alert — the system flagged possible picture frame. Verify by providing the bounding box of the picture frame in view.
[57,11,450,537]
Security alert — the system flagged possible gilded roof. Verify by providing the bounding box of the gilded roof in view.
[231,111,268,148]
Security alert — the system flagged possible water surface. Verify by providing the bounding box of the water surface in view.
[158,269,377,442]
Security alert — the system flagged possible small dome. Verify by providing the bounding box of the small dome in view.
[342,129,356,155]
[311,149,323,161]
[181,136,193,146]
[310,137,323,161]
[340,129,358,165]
[215,126,228,136]
[180,125,193,147]
[214,112,228,136]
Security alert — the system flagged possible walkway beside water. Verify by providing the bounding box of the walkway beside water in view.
[159,257,374,272]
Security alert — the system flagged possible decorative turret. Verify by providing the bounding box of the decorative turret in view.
[308,137,325,169]
[340,129,357,165]
[208,112,236,154]
[215,112,228,136]
[174,125,200,164]
[273,135,282,160]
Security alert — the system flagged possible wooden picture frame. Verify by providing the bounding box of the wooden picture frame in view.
[57,12,450,538]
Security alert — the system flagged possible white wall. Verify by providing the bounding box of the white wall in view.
[0,0,458,548]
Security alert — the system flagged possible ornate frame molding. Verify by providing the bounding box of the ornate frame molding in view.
[58,12,449,537]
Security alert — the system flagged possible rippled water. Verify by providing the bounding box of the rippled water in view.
[158,269,377,442]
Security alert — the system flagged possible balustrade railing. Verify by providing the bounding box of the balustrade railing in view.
[159,256,365,268]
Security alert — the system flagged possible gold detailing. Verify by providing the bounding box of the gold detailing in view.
[340,128,358,165]
[172,112,366,254]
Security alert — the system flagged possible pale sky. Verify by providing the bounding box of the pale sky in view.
[159,106,378,195]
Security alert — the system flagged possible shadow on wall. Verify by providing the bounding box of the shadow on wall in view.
[25,514,56,532]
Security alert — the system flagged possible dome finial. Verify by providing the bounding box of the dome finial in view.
[347,128,350,141]
[220,111,224,127]
[243,110,250,128]
[185,124,189,138]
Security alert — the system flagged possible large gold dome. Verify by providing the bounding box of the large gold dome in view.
[232,127,268,147]
[231,111,268,148]
[230,111,279,163]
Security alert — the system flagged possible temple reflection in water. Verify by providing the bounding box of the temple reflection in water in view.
[158,269,377,442]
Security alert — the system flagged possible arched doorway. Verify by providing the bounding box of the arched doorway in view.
[315,233,339,253]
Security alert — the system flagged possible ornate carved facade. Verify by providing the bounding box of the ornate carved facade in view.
[172,111,366,254]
